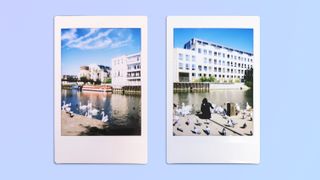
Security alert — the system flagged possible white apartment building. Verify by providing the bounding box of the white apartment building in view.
[79,64,111,82]
[173,38,254,83]
[112,53,141,88]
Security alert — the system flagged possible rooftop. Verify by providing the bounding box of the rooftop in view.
[185,38,253,56]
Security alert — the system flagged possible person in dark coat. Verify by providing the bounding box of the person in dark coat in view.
[198,98,214,119]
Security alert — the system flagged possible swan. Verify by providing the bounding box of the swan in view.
[101,111,109,122]
[235,103,241,112]
[181,103,192,116]
[85,111,92,119]
[79,102,88,111]
[89,108,99,116]
[246,102,252,111]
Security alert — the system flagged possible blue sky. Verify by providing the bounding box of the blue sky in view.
[61,28,141,75]
[174,28,253,53]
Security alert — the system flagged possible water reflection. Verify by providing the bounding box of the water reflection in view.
[61,89,141,134]
[173,89,253,112]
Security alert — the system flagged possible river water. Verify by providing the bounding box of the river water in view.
[173,89,253,113]
[61,89,141,135]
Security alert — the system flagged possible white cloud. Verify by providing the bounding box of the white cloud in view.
[61,29,77,41]
[62,28,132,50]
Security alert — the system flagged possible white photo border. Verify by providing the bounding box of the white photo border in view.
[167,16,260,163]
[54,16,148,163]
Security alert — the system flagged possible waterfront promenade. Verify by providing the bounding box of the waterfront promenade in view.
[61,111,107,136]
[173,110,253,136]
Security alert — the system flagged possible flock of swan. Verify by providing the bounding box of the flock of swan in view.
[173,101,253,136]
[62,100,109,123]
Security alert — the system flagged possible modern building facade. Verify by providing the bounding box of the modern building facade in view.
[79,64,111,82]
[173,38,254,83]
[111,53,141,88]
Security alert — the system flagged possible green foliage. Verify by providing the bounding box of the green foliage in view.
[199,76,215,82]
[244,68,253,88]
[103,78,112,84]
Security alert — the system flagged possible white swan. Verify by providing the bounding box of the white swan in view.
[246,102,252,111]
[181,103,192,116]
[79,102,88,111]
[101,111,109,122]
[85,111,92,119]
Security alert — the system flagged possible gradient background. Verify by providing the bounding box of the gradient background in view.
[0,0,319,179]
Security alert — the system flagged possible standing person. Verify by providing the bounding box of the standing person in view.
[198,98,214,119]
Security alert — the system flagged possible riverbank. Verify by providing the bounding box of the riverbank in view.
[209,82,249,90]
[173,110,253,136]
[61,111,107,136]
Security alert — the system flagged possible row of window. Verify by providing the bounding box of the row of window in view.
[179,56,252,68]
[178,63,252,72]
[178,52,253,62]
[191,73,243,79]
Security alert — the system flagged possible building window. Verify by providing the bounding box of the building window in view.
[214,59,217,65]
[209,66,212,71]
[198,65,202,71]
[218,52,221,56]
[198,48,202,54]
[186,55,190,61]
[199,73,202,77]
[192,56,196,62]
[209,58,212,64]
[227,54,230,58]
[204,74,207,77]
[219,60,221,65]
[204,57,207,64]
[204,66,208,71]
[192,64,196,70]
[192,73,195,77]
[218,68,221,72]
[179,53,183,60]
[204,49,207,55]
[222,61,225,66]
[179,63,183,69]
[185,64,189,70]
[209,50,212,55]
[227,68,230,73]
[214,52,217,56]
[214,67,217,72]
[223,53,225,58]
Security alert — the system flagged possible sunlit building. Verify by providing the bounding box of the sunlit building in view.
[112,53,141,88]
[79,64,111,82]
[173,38,254,83]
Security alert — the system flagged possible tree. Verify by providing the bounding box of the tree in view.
[244,68,253,88]
[80,76,89,84]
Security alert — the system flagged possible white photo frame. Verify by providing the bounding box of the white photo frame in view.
[54,16,147,163]
[167,16,260,163]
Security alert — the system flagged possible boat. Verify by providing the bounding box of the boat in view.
[81,85,113,92]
